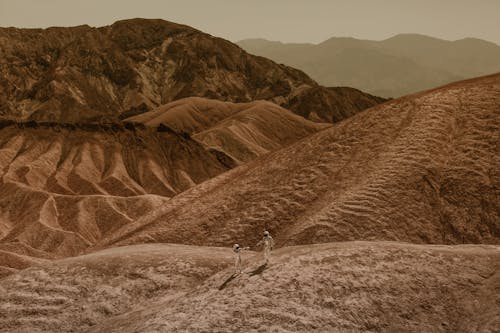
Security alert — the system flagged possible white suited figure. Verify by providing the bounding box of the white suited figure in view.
[232,244,249,274]
[256,230,274,264]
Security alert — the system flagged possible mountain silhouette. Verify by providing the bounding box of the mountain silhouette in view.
[238,34,500,97]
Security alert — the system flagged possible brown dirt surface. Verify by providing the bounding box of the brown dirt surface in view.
[0,243,235,332]
[2,242,497,332]
[96,73,500,249]
[0,19,384,124]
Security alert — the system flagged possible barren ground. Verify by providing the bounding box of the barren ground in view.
[1,242,498,332]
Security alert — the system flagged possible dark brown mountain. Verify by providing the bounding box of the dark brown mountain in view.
[0,19,384,124]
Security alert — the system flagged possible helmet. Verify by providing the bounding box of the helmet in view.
[263,231,270,236]
[233,244,240,250]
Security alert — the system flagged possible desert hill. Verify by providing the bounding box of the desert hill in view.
[1,242,498,332]
[238,34,500,97]
[96,73,500,250]
[127,97,329,163]
[0,121,232,197]
[0,19,384,124]
[0,97,328,275]
[0,120,226,274]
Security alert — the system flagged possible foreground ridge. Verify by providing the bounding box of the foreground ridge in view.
[1,242,498,332]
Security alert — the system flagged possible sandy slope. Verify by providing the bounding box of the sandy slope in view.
[1,242,497,332]
[92,242,500,333]
[96,74,500,249]
[0,244,236,333]
[128,97,329,163]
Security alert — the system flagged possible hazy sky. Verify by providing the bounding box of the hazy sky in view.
[1,0,499,44]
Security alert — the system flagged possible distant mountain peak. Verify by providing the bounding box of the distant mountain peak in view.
[384,33,443,40]
[239,33,500,97]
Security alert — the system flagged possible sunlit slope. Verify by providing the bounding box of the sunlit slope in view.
[99,74,499,248]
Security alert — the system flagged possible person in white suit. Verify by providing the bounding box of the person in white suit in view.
[256,230,274,264]
[232,243,250,274]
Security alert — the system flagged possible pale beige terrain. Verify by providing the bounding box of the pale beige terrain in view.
[128,97,329,163]
[97,73,500,250]
[1,242,498,332]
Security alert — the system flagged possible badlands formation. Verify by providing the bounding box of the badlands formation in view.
[0,19,498,333]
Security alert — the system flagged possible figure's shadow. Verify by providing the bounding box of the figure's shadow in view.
[248,263,267,276]
[218,263,268,290]
[218,273,237,290]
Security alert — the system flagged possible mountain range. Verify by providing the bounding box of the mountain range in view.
[0,18,384,124]
[238,34,500,97]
